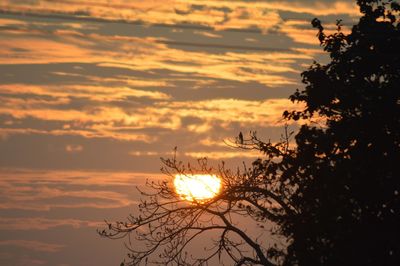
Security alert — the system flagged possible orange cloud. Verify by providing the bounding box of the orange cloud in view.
[0,128,154,142]
[182,0,360,17]
[4,0,359,29]
[0,84,171,101]
[155,98,303,127]
[184,150,263,159]
[281,20,353,45]
[0,95,302,142]
[0,27,302,87]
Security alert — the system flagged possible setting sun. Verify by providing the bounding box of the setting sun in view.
[174,174,222,202]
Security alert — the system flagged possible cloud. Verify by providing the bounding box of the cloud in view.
[0,169,155,210]
[0,217,102,230]
[0,96,302,144]
[6,0,40,5]
[0,187,136,211]
[3,0,281,31]
[129,151,176,157]
[184,150,263,159]
[198,137,228,147]
[0,33,97,64]
[65,144,83,153]
[155,98,303,127]
[0,240,64,253]
[280,20,321,45]
[0,168,155,186]
[0,17,28,26]
[280,19,353,45]
[0,127,155,142]
[213,7,282,32]
[0,84,171,102]
[182,0,360,17]
[193,30,222,38]
[0,26,302,87]
[3,0,360,29]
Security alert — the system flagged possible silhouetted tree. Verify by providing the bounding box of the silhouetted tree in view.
[100,0,400,265]
[281,0,400,264]
[99,137,296,265]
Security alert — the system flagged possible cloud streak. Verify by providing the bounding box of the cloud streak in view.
[0,217,103,231]
[0,240,64,253]
[0,169,154,210]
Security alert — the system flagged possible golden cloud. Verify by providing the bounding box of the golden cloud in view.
[181,0,360,17]
[156,98,303,127]
[184,150,263,159]
[281,20,353,45]
[0,94,302,141]
[0,84,171,101]
[5,0,359,29]
[0,27,303,87]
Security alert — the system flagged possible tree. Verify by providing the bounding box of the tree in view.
[100,0,400,265]
[281,0,400,264]
[99,138,296,266]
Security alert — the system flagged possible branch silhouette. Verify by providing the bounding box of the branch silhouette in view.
[100,138,294,265]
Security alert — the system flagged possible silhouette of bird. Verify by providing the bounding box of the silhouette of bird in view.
[238,132,244,144]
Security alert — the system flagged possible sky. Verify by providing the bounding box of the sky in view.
[0,1,360,265]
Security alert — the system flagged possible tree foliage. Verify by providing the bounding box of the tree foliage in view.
[281,0,400,264]
[100,0,400,265]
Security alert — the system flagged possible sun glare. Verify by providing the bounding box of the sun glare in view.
[174,174,221,202]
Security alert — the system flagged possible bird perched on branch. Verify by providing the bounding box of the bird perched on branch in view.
[238,132,244,145]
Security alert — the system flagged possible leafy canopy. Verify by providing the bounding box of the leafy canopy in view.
[282,0,400,264]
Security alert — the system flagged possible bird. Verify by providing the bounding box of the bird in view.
[238,132,244,144]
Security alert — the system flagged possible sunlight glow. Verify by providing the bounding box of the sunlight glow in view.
[174,174,221,202]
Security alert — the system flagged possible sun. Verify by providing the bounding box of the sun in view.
[174,174,221,202]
